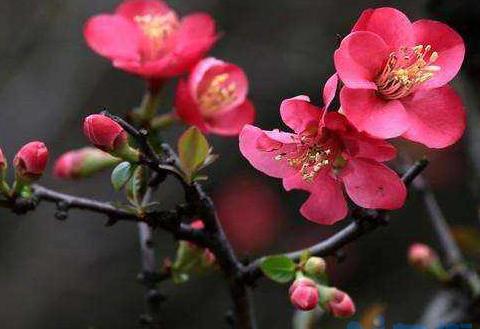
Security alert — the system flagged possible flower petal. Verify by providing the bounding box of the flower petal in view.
[352,7,415,49]
[174,13,217,62]
[174,79,208,131]
[341,158,406,209]
[84,15,140,61]
[283,172,348,225]
[343,131,397,162]
[280,96,322,133]
[401,86,466,148]
[206,100,256,136]
[334,31,389,89]
[239,125,297,179]
[115,0,171,19]
[413,20,465,89]
[340,87,410,139]
[323,73,338,109]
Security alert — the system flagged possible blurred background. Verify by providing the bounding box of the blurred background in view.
[1,0,479,328]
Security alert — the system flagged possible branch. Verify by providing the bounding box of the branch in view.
[242,159,429,284]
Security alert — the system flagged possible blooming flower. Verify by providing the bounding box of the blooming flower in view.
[14,141,49,182]
[54,147,120,179]
[334,7,466,148]
[289,277,319,311]
[84,0,217,80]
[239,75,406,224]
[175,57,255,136]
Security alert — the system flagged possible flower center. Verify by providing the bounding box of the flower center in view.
[198,74,237,115]
[375,45,440,100]
[134,13,179,59]
[273,133,340,182]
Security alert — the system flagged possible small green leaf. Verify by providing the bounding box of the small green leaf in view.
[260,255,296,283]
[178,127,209,182]
[111,162,136,191]
[126,166,146,206]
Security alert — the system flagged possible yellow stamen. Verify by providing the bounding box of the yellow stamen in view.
[198,74,237,115]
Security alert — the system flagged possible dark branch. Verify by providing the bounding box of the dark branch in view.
[242,159,429,284]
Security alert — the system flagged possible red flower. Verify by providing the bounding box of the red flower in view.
[335,7,465,148]
[289,278,319,311]
[239,75,406,225]
[84,0,217,80]
[14,141,49,181]
[175,57,255,136]
[83,114,127,152]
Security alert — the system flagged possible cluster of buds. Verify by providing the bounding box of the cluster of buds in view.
[408,243,449,281]
[287,256,355,317]
[171,220,216,283]
[0,142,49,199]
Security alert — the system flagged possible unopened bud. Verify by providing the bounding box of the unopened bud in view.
[14,141,49,182]
[54,147,120,179]
[408,243,437,269]
[0,147,7,179]
[289,277,319,311]
[327,289,356,318]
[83,114,139,161]
[304,257,326,276]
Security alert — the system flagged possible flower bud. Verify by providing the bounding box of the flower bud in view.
[327,289,356,318]
[14,141,49,182]
[83,114,127,151]
[289,277,319,311]
[0,147,7,178]
[54,147,120,179]
[304,257,326,276]
[408,243,437,269]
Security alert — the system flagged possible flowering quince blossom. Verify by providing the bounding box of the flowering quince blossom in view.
[289,277,319,311]
[327,289,356,318]
[175,57,255,136]
[14,142,49,181]
[335,7,466,148]
[84,0,217,80]
[83,114,128,152]
[239,75,406,224]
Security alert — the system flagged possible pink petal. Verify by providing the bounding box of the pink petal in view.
[341,158,406,209]
[323,112,348,132]
[283,172,348,225]
[115,0,171,20]
[340,87,410,139]
[323,73,338,110]
[401,86,466,148]
[84,15,140,61]
[334,31,389,89]
[280,96,322,133]
[239,125,297,179]
[342,131,397,162]
[352,7,415,49]
[174,79,208,131]
[174,13,217,61]
[206,100,256,136]
[194,58,248,114]
[413,20,465,89]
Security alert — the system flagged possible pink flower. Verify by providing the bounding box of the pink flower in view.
[83,115,128,152]
[327,289,356,318]
[239,75,406,225]
[14,141,49,181]
[408,243,437,269]
[175,57,255,136]
[289,277,319,311]
[335,7,465,148]
[84,0,217,80]
[54,147,119,179]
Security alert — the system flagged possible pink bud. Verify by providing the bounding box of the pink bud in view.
[0,147,6,170]
[191,220,205,230]
[14,141,49,181]
[54,147,119,179]
[83,114,127,152]
[328,289,356,318]
[289,278,319,311]
[408,243,437,269]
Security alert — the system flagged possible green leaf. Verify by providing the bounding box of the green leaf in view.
[260,255,296,283]
[178,127,209,182]
[111,162,136,191]
[126,166,146,206]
